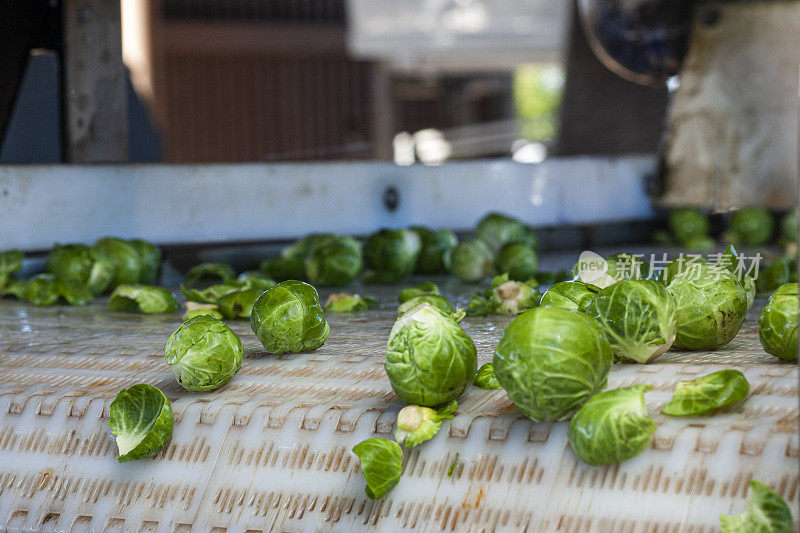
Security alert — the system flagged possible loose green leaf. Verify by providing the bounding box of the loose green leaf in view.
[540,281,599,312]
[447,452,460,478]
[473,362,501,389]
[185,262,236,286]
[0,249,23,290]
[108,384,173,462]
[720,480,792,533]
[465,293,490,317]
[568,385,656,465]
[661,369,750,416]
[165,315,243,391]
[324,292,379,312]
[180,282,242,304]
[352,438,403,500]
[109,285,179,314]
[394,401,457,447]
[398,282,439,303]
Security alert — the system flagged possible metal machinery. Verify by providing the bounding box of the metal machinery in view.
[0,1,797,531]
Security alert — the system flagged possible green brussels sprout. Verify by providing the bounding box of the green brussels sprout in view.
[755,257,790,296]
[398,282,439,303]
[758,283,798,361]
[236,271,277,291]
[250,280,330,354]
[282,233,339,261]
[493,307,612,421]
[495,242,538,281]
[259,256,306,281]
[45,244,114,295]
[661,369,750,416]
[182,302,223,321]
[667,264,748,350]
[363,229,421,283]
[585,280,677,363]
[164,315,243,391]
[109,285,179,314]
[729,207,774,246]
[217,288,263,319]
[324,292,379,312]
[540,281,599,312]
[397,294,453,317]
[780,209,797,244]
[395,401,457,447]
[26,275,61,306]
[385,303,477,407]
[185,262,235,286]
[475,213,536,254]
[658,255,709,285]
[669,208,710,245]
[305,238,362,286]
[53,278,94,306]
[129,239,162,284]
[411,227,458,274]
[0,249,23,290]
[684,236,716,251]
[108,384,173,462]
[473,362,501,389]
[489,278,539,315]
[449,238,494,283]
[465,293,491,317]
[719,480,792,533]
[567,385,656,466]
[716,245,755,309]
[94,237,144,290]
[352,438,402,500]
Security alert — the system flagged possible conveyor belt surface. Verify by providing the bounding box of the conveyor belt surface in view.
[0,280,796,532]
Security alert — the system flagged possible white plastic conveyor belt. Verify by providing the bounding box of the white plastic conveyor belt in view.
[0,283,796,532]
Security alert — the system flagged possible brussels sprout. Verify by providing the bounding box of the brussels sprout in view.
[259,256,306,281]
[250,280,330,354]
[129,239,162,284]
[108,384,173,462]
[475,213,536,254]
[305,238,362,287]
[45,244,113,295]
[493,307,612,421]
[658,255,709,285]
[489,278,539,315]
[109,285,179,314]
[780,209,797,244]
[182,302,223,321]
[667,264,748,350]
[449,238,494,283]
[684,236,716,251]
[324,292,379,312]
[669,208,710,245]
[0,249,23,290]
[236,271,277,291]
[282,233,338,261]
[185,262,235,286]
[729,207,774,246]
[53,278,94,306]
[394,401,457,447]
[758,283,798,361]
[94,237,144,290]
[465,293,491,317]
[720,480,792,533]
[567,385,655,466]
[540,281,599,312]
[755,258,790,296]
[473,362,501,389]
[586,280,677,363]
[397,294,453,317]
[495,242,538,281]
[217,288,263,319]
[398,282,439,303]
[385,303,477,407]
[661,369,750,416]
[352,438,402,500]
[363,229,421,283]
[27,275,61,306]
[411,227,458,274]
[164,315,243,391]
[2,279,29,300]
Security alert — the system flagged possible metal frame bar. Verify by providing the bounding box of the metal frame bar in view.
[0,156,655,250]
